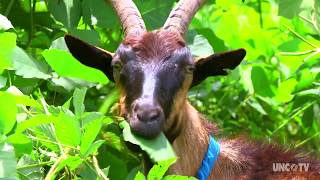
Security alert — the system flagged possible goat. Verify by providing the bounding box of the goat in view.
[64,0,320,179]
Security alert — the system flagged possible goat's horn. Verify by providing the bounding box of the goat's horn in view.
[109,0,146,37]
[163,0,205,36]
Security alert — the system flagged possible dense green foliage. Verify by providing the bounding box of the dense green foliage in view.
[0,0,319,179]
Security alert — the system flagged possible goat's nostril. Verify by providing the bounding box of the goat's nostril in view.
[149,110,160,121]
[136,108,162,122]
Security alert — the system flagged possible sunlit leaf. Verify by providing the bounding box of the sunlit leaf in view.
[0,93,17,135]
[147,158,176,179]
[42,49,108,84]
[12,47,51,79]
[0,143,18,179]
[54,113,81,147]
[47,0,81,28]
[73,88,87,117]
[0,32,16,70]
[120,121,176,162]
[251,66,275,97]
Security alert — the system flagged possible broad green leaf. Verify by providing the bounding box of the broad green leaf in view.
[0,32,16,70]
[83,140,105,157]
[0,142,18,179]
[47,0,81,28]
[49,76,95,92]
[0,75,6,89]
[0,14,13,30]
[16,154,44,180]
[5,88,41,108]
[12,47,51,79]
[0,93,17,135]
[73,88,87,117]
[188,35,214,57]
[15,115,58,133]
[136,0,175,30]
[279,0,313,19]
[120,121,176,162]
[69,29,100,46]
[56,156,83,171]
[7,133,32,157]
[134,171,146,180]
[42,49,108,84]
[275,78,298,103]
[82,0,118,28]
[247,99,267,115]
[251,66,275,97]
[80,117,103,156]
[147,158,176,179]
[54,113,81,147]
[50,37,69,51]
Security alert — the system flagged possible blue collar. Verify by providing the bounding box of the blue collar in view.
[196,135,220,180]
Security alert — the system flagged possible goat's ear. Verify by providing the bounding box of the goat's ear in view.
[64,35,114,82]
[191,48,246,87]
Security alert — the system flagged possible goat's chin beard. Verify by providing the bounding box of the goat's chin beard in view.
[128,116,164,139]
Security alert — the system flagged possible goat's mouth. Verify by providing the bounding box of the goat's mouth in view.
[127,114,165,139]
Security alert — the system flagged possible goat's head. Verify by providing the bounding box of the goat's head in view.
[65,0,246,139]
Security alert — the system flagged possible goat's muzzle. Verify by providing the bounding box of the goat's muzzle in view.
[129,100,165,138]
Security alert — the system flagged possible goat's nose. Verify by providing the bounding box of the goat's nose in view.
[134,103,162,122]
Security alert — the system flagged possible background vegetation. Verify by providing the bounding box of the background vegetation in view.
[0,0,319,179]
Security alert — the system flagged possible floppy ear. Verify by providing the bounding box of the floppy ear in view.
[191,48,246,87]
[64,35,114,82]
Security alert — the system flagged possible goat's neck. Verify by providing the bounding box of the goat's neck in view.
[168,101,244,179]
[168,101,210,176]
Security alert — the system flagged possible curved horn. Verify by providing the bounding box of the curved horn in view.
[109,0,146,37]
[163,0,205,36]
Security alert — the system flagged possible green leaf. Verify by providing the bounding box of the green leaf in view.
[0,75,6,89]
[69,29,100,46]
[55,156,83,176]
[188,35,214,57]
[83,140,105,157]
[0,14,13,30]
[80,117,103,156]
[120,121,176,162]
[54,113,81,147]
[147,158,176,179]
[73,88,87,117]
[7,133,32,157]
[16,154,44,180]
[42,49,108,84]
[0,93,17,135]
[251,66,275,97]
[0,32,16,70]
[279,0,313,19]
[82,0,118,28]
[15,115,58,133]
[0,142,18,179]
[12,47,51,79]
[275,78,298,103]
[134,171,146,180]
[50,37,69,51]
[47,0,81,28]
[136,0,175,30]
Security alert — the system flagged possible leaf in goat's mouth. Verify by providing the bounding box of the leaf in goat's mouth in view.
[119,121,176,162]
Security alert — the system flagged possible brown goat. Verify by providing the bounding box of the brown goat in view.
[64,0,320,179]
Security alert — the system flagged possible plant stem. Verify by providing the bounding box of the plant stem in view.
[4,0,15,16]
[283,24,318,48]
[92,155,109,180]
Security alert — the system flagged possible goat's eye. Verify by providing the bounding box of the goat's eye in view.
[113,62,122,71]
[185,64,195,73]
